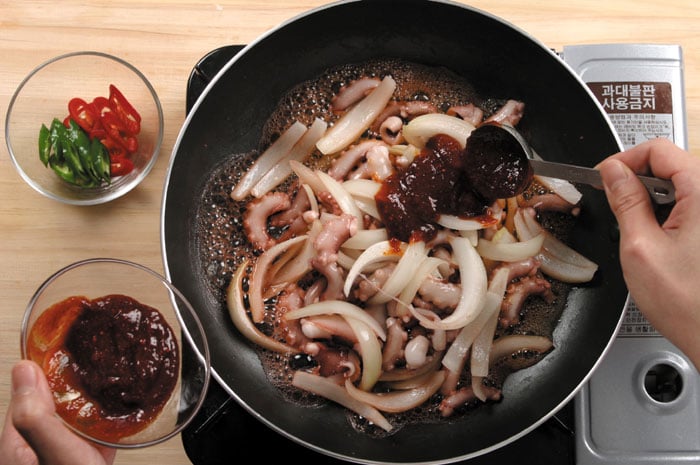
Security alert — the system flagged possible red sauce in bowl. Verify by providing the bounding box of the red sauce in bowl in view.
[26,294,179,443]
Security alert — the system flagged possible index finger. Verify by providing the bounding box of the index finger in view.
[606,138,692,180]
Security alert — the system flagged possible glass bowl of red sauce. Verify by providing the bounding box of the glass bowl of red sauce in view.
[20,258,211,448]
[5,51,163,205]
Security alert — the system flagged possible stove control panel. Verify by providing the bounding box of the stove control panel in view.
[560,44,699,465]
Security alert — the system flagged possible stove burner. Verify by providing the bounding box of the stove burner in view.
[644,363,683,403]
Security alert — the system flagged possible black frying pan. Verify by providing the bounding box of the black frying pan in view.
[161,1,627,462]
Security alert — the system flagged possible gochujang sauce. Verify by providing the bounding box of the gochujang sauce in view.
[26,294,179,443]
[375,134,496,243]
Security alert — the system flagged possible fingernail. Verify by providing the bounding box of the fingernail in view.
[12,361,38,396]
[600,159,630,192]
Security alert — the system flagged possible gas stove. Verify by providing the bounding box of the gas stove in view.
[560,44,700,465]
[181,43,700,465]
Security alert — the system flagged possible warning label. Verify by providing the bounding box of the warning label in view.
[588,81,674,337]
[587,82,674,150]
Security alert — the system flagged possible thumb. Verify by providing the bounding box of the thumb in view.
[598,158,659,237]
[11,360,112,465]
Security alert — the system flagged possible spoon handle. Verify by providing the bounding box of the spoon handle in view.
[529,159,676,205]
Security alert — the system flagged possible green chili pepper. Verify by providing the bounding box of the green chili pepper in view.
[65,119,97,181]
[39,124,51,167]
[55,123,88,181]
[48,157,75,184]
[39,117,113,187]
[90,136,111,184]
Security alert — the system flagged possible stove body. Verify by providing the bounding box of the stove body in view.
[561,43,700,465]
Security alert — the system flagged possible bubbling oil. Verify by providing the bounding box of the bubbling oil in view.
[194,58,573,436]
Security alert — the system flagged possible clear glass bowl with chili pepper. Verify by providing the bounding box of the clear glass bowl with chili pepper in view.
[5,51,163,205]
[20,258,211,448]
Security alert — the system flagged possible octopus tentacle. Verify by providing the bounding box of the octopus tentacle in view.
[243,191,292,251]
[500,274,555,327]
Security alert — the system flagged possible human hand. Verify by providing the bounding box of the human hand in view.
[597,137,700,370]
[0,360,116,465]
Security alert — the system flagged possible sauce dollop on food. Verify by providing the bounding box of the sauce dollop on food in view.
[375,134,496,243]
[26,294,179,442]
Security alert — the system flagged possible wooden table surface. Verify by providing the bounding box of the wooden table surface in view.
[1,1,699,464]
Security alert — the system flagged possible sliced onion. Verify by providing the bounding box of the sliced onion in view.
[269,221,321,289]
[470,307,499,377]
[251,118,327,198]
[379,351,444,382]
[534,175,583,206]
[395,256,445,319]
[441,267,509,373]
[316,75,397,155]
[231,120,307,200]
[476,233,544,262]
[342,178,382,198]
[403,113,476,149]
[471,376,488,402]
[341,228,388,250]
[292,371,393,432]
[344,370,446,413]
[412,236,487,331]
[226,259,299,354]
[289,159,325,193]
[514,208,598,283]
[284,300,386,341]
[248,235,308,322]
[436,213,498,231]
[369,241,428,305]
[344,316,383,391]
[316,170,364,226]
[343,240,405,297]
[489,335,553,364]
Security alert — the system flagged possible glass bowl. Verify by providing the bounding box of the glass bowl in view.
[5,51,163,205]
[20,258,210,448]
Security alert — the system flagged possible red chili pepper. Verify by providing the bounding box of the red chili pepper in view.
[110,156,134,177]
[100,135,128,160]
[108,84,141,136]
[101,111,139,153]
[68,98,99,133]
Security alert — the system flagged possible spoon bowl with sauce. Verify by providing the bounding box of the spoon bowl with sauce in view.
[464,122,676,205]
[20,258,211,448]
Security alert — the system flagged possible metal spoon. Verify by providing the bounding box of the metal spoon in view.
[464,122,676,205]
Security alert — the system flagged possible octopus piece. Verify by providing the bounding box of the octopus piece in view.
[379,115,405,145]
[365,144,394,181]
[439,384,502,417]
[500,275,556,327]
[316,191,343,215]
[485,99,525,127]
[517,192,581,216]
[243,191,291,251]
[490,256,540,282]
[307,342,362,383]
[300,314,357,344]
[382,317,408,371]
[370,100,439,134]
[404,335,431,369]
[328,140,386,181]
[275,284,311,349]
[417,274,461,310]
[271,187,312,241]
[446,103,484,126]
[354,262,396,302]
[331,77,381,112]
[311,213,358,301]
